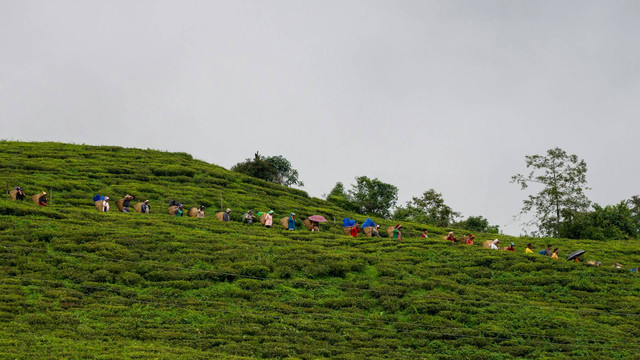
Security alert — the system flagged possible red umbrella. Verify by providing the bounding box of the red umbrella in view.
[308,215,328,223]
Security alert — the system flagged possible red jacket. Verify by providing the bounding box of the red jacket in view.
[350,227,360,238]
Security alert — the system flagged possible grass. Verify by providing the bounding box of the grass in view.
[0,141,639,359]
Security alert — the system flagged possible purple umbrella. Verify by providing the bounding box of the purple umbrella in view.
[308,215,328,223]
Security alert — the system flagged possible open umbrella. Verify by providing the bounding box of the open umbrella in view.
[308,215,328,223]
[566,250,586,261]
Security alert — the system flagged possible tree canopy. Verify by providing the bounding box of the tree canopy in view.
[511,147,590,237]
[231,152,303,187]
[393,189,459,227]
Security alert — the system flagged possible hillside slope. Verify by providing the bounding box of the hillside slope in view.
[1,141,640,359]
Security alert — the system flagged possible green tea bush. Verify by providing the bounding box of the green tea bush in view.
[1,141,639,359]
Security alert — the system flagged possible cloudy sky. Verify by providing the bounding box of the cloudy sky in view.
[2,1,639,235]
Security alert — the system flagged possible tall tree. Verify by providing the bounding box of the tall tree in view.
[511,147,590,237]
[325,182,356,212]
[348,176,398,219]
[231,152,303,187]
[394,189,459,227]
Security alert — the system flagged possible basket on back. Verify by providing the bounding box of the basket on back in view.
[95,200,104,211]
[32,193,45,204]
[115,199,125,212]
[303,218,313,231]
[481,240,492,249]
[259,213,267,225]
[168,205,178,216]
[342,227,351,235]
[386,227,395,238]
[133,202,143,213]
[187,208,201,217]
[279,217,289,229]
[8,189,17,201]
[216,212,224,221]
[363,227,373,237]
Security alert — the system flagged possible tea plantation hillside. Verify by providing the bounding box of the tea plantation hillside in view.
[1,141,640,359]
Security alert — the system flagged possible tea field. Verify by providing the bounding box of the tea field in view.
[0,141,639,359]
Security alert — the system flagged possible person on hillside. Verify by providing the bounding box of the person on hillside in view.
[372,225,381,237]
[421,229,429,238]
[264,210,273,228]
[175,204,184,217]
[350,224,360,238]
[446,232,456,244]
[243,210,256,224]
[14,187,26,201]
[393,225,402,240]
[466,234,475,245]
[551,248,559,260]
[141,200,151,214]
[223,208,232,222]
[506,242,515,252]
[288,213,296,230]
[311,221,320,232]
[38,192,47,206]
[102,197,110,212]
[490,239,500,250]
[538,244,552,256]
[525,243,534,254]
[122,194,134,213]
[197,205,205,218]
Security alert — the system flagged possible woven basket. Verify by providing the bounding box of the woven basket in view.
[259,213,267,225]
[279,217,289,229]
[115,199,125,212]
[187,208,198,217]
[95,200,104,211]
[168,206,178,216]
[386,227,395,238]
[31,193,44,204]
[482,240,492,249]
[133,202,143,213]
[303,218,313,231]
[8,189,17,201]
[363,227,373,237]
[216,212,224,221]
[342,227,351,236]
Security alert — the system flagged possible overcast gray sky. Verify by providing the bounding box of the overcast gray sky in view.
[1,1,639,235]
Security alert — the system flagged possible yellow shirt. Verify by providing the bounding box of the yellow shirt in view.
[525,248,533,254]
[551,253,558,260]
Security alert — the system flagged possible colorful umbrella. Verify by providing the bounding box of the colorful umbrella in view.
[308,215,328,223]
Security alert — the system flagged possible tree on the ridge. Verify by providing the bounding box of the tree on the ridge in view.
[455,215,500,233]
[326,182,357,212]
[394,189,459,227]
[231,152,303,187]
[348,176,398,219]
[511,147,590,238]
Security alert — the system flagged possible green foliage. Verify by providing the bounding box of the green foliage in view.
[394,188,459,226]
[347,176,398,219]
[325,182,357,212]
[0,141,639,359]
[231,152,303,187]
[560,201,638,240]
[455,215,500,234]
[512,147,591,237]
